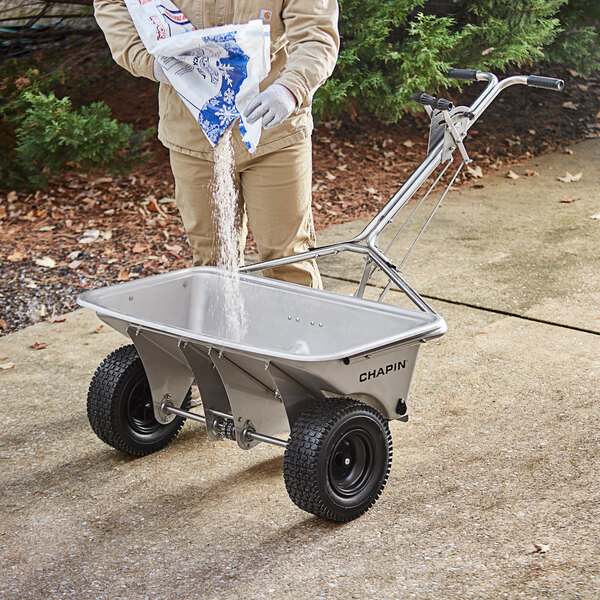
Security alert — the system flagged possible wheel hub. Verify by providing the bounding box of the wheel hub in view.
[127,378,161,435]
[329,428,374,497]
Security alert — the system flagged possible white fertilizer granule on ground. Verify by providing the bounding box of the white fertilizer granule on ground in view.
[211,128,248,342]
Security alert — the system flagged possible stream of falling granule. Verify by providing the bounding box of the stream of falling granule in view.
[211,128,248,342]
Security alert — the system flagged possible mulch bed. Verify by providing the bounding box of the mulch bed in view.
[1,45,599,335]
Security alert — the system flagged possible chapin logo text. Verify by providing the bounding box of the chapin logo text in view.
[359,361,406,382]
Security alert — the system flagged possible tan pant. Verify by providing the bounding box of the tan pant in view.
[169,136,321,288]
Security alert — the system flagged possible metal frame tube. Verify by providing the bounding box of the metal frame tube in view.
[240,72,547,316]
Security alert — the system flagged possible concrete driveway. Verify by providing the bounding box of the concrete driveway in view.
[1,139,599,599]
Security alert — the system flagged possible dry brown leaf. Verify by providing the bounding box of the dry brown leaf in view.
[524,169,539,177]
[0,363,15,371]
[49,315,66,323]
[68,260,83,270]
[117,268,131,281]
[560,197,576,204]
[34,257,57,268]
[563,148,574,155]
[0,355,7,360]
[7,250,24,262]
[30,341,48,350]
[561,101,578,110]
[79,229,100,243]
[336,164,348,171]
[402,140,414,148]
[533,544,550,554]
[557,171,583,183]
[93,176,113,184]
[0,319,6,331]
[467,165,483,178]
[506,170,520,180]
[324,171,337,181]
[132,242,147,253]
[143,259,161,273]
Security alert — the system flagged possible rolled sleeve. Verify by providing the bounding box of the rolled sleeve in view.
[94,0,157,81]
[277,0,340,108]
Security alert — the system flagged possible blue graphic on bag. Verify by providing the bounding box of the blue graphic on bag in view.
[193,32,251,147]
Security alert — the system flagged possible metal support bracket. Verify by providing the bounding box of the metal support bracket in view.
[208,351,290,449]
[179,343,232,441]
[441,106,472,164]
[126,327,194,424]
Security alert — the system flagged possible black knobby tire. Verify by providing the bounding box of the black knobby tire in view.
[283,398,393,522]
[87,344,191,456]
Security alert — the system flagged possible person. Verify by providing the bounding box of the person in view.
[93,0,340,288]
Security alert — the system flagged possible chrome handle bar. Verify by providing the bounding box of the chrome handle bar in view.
[241,71,564,314]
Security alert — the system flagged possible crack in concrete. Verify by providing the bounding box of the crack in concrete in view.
[323,274,600,337]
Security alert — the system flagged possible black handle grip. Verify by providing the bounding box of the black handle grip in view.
[526,76,564,91]
[448,69,479,81]
[412,93,454,111]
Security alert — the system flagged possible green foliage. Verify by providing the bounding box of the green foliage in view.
[545,0,600,75]
[0,64,64,118]
[12,92,152,188]
[314,0,600,120]
[0,63,153,190]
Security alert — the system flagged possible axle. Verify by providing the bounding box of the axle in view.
[161,402,288,448]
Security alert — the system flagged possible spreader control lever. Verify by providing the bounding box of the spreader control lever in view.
[412,93,454,112]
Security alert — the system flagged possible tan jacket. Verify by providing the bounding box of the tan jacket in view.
[94,0,340,161]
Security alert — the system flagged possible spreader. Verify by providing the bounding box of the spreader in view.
[79,70,564,521]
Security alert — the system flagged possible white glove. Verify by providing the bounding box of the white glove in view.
[243,84,297,130]
[153,60,170,85]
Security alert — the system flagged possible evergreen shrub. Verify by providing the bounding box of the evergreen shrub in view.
[314,0,599,120]
[0,65,153,189]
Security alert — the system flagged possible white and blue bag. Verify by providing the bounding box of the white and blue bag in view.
[124,0,270,153]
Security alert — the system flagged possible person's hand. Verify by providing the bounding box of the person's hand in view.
[243,84,297,130]
[153,60,170,85]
